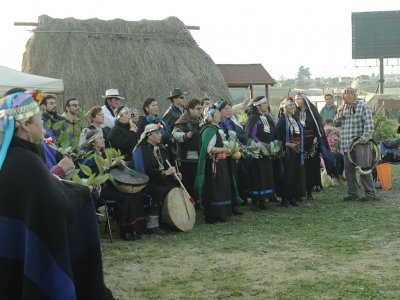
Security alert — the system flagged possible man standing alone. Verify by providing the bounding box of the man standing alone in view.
[320,94,338,121]
[333,87,376,202]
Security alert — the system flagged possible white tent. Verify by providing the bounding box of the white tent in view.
[0,65,64,96]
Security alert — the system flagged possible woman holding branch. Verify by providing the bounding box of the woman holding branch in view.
[195,103,232,224]
[172,98,202,208]
[81,130,146,241]
[243,96,277,211]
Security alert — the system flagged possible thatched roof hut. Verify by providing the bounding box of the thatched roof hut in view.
[22,15,232,113]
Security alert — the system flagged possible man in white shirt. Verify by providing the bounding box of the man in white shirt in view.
[101,89,124,132]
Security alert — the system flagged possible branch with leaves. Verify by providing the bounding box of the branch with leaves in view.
[72,148,125,187]
[223,130,241,159]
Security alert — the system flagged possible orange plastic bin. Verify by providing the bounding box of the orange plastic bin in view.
[376,163,392,190]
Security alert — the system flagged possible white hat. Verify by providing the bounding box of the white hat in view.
[101,89,125,99]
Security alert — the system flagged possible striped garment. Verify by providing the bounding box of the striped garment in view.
[333,101,374,152]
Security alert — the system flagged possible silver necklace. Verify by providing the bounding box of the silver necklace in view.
[260,115,270,133]
[288,116,300,135]
[299,110,306,126]
[153,146,164,170]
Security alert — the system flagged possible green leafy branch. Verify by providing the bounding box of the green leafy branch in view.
[241,139,263,159]
[222,130,241,155]
[71,148,124,187]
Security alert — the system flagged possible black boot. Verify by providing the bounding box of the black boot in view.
[289,198,299,207]
[280,198,292,208]
[259,199,269,210]
[307,191,316,200]
[119,228,138,241]
[205,216,217,224]
[251,199,261,211]
[232,206,245,215]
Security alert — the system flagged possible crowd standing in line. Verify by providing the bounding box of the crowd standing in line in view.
[0,85,378,296]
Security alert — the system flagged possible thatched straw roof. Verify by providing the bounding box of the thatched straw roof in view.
[22,15,232,113]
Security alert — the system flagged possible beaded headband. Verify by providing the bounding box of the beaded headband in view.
[144,123,163,137]
[253,97,267,106]
[281,97,294,108]
[116,107,129,119]
[0,89,42,170]
[86,130,103,144]
[295,90,306,99]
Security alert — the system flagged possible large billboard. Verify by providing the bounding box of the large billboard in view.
[352,11,400,59]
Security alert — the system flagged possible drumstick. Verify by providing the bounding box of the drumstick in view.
[166,160,190,196]
[123,164,136,176]
[174,160,195,204]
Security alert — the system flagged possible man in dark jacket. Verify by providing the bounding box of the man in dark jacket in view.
[163,88,186,131]
[40,94,70,142]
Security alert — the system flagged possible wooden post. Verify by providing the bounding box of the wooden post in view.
[265,85,269,100]
[250,85,254,100]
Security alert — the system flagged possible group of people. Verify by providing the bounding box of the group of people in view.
[0,85,377,297]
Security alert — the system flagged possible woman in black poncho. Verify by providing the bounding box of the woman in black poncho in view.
[0,91,114,299]
[275,97,306,208]
[243,96,277,211]
[294,90,337,200]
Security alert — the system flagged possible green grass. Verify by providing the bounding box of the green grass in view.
[100,165,400,299]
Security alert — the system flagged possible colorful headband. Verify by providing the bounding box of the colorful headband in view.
[202,102,219,124]
[295,90,306,99]
[253,97,267,106]
[0,89,42,170]
[116,107,129,119]
[144,123,163,137]
[86,130,103,144]
[281,97,294,108]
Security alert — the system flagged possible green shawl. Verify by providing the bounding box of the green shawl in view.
[195,124,243,205]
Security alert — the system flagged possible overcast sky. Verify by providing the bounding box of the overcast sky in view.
[1,0,399,79]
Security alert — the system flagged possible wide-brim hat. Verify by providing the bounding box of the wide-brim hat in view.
[167,88,186,100]
[101,89,125,100]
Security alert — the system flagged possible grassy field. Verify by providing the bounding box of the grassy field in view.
[100,165,400,299]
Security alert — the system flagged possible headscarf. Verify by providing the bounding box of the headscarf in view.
[0,89,42,170]
[134,122,164,151]
[294,90,337,176]
[116,106,129,120]
[202,101,221,125]
[295,90,323,137]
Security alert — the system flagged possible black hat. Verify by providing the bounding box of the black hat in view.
[167,88,187,100]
